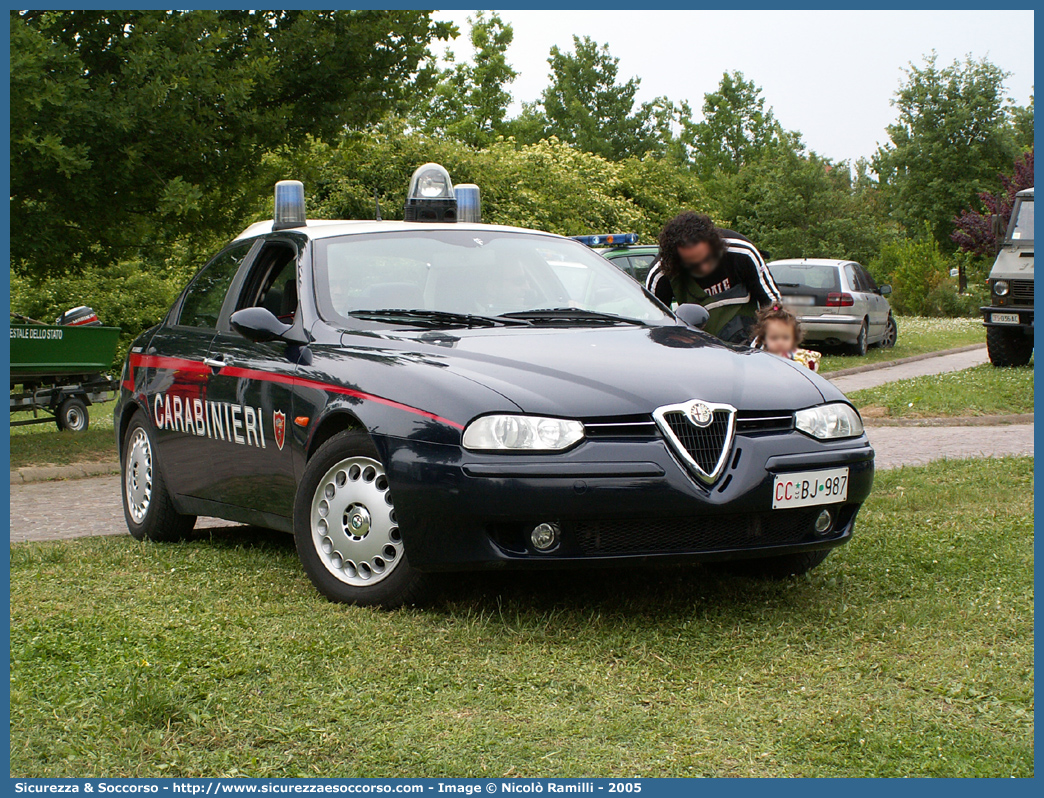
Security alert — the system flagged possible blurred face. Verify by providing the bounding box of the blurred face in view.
[762,319,796,355]
[677,241,718,277]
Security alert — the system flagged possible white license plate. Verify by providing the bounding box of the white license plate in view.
[991,313,1020,325]
[784,296,815,306]
[773,467,848,509]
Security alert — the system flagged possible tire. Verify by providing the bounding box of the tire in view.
[121,413,196,542]
[293,429,430,608]
[878,315,897,349]
[723,549,830,579]
[848,320,868,356]
[986,325,1033,367]
[55,397,89,432]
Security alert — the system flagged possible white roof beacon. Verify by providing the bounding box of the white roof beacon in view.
[404,163,458,223]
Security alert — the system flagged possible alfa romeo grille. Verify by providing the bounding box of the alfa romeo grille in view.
[653,401,737,483]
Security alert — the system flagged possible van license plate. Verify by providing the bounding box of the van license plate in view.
[785,296,815,306]
[773,467,848,509]
[991,313,1020,324]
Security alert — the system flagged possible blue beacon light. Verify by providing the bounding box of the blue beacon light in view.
[273,180,307,230]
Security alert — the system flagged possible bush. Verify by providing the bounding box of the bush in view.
[268,127,715,245]
[870,234,956,316]
[923,280,986,317]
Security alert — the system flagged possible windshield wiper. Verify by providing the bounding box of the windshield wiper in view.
[348,309,529,328]
[774,282,801,288]
[500,307,648,326]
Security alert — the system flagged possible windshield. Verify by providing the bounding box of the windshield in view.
[1007,197,1034,244]
[312,230,672,325]
[768,263,840,291]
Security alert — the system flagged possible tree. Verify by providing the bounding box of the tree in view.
[10,10,454,277]
[688,71,784,178]
[716,136,893,265]
[1010,91,1034,152]
[642,97,697,164]
[415,13,518,147]
[536,36,656,160]
[952,148,1035,257]
[872,53,1019,249]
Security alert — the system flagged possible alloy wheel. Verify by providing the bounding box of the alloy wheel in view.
[882,317,897,348]
[125,428,153,523]
[309,456,403,586]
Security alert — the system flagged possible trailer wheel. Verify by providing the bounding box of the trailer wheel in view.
[55,397,89,432]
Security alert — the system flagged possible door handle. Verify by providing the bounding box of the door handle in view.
[204,356,233,369]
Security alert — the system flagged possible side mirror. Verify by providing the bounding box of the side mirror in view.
[675,303,710,329]
[230,307,306,344]
[879,285,892,296]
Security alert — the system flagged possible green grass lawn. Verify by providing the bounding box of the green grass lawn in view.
[9,403,117,469]
[848,363,1034,419]
[816,316,983,374]
[10,457,1033,778]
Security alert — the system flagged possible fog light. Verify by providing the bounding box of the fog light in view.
[531,522,560,551]
[815,509,833,534]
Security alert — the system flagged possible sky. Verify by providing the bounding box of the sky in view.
[432,9,1034,164]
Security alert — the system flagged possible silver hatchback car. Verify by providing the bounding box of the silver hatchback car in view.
[767,259,897,355]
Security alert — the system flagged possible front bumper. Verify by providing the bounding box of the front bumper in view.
[981,305,1034,332]
[797,314,863,344]
[376,429,875,571]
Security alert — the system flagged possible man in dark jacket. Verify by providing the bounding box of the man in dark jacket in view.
[645,211,781,343]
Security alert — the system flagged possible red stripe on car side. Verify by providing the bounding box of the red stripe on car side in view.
[128,353,464,430]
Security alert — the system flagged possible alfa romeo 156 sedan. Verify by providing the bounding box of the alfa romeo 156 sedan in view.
[116,167,874,607]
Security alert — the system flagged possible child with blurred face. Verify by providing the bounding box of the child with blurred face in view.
[750,306,821,372]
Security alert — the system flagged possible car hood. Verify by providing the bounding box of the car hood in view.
[344,324,837,417]
[989,246,1033,281]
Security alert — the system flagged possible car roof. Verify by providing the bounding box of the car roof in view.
[234,219,567,242]
[768,258,856,268]
[1016,187,1034,198]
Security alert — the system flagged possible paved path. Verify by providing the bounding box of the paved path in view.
[828,347,991,393]
[10,424,1034,543]
[10,475,235,544]
[865,423,1034,469]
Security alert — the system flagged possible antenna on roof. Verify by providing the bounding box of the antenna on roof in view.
[374,190,382,222]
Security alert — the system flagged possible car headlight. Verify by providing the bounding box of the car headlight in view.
[794,403,864,440]
[462,415,585,451]
[993,279,1010,296]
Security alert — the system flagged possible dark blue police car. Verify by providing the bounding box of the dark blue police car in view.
[116,164,874,607]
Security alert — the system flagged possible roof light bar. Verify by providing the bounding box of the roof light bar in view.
[571,233,638,247]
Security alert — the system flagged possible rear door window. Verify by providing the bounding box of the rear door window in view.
[843,264,860,293]
[177,242,253,329]
[857,266,878,293]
